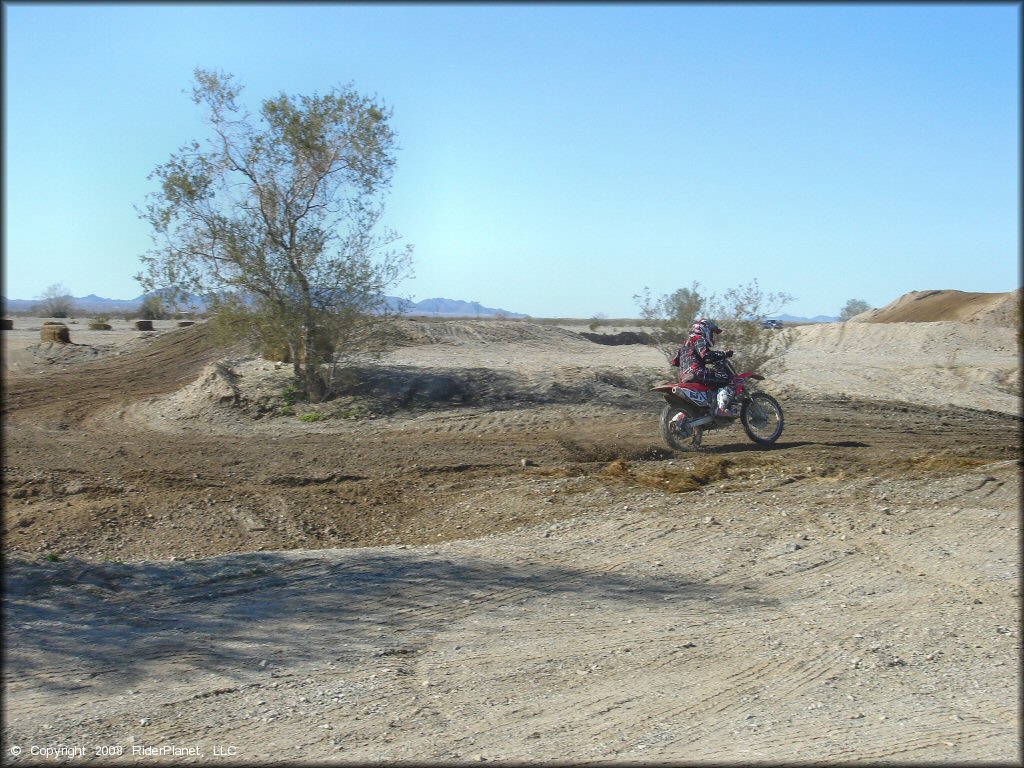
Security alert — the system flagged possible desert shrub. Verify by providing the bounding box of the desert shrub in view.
[839,298,872,321]
[635,279,796,374]
[281,385,302,406]
[634,282,706,360]
[337,404,368,420]
[138,294,169,320]
[298,412,327,423]
[36,283,75,318]
[709,281,797,373]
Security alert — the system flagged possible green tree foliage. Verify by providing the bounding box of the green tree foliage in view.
[839,298,872,321]
[36,283,75,318]
[635,279,796,374]
[138,294,169,320]
[138,68,412,401]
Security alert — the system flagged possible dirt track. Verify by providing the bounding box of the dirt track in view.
[2,314,1021,763]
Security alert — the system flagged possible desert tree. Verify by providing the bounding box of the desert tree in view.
[36,282,75,318]
[839,298,872,321]
[137,294,169,320]
[635,279,796,373]
[138,68,413,401]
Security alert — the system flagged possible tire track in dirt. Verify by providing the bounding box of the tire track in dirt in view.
[2,324,223,425]
[3,317,1019,763]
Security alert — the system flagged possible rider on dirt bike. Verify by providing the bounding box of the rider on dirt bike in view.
[670,317,738,418]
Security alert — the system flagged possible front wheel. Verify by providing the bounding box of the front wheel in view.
[740,392,784,445]
[660,403,703,451]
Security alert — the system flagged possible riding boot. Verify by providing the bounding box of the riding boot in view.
[715,385,737,418]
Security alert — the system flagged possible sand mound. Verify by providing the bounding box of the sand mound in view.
[788,320,1016,358]
[109,362,245,430]
[850,289,1020,326]
[776,320,1020,414]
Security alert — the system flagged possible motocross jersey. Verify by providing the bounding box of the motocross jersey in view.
[674,331,730,384]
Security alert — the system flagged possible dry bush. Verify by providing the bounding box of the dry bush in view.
[635,279,796,375]
[138,294,169,320]
[36,283,75,318]
[634,282,706,361]
[88,322,112,330]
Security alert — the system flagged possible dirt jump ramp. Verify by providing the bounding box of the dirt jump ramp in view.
[2,323,223,425]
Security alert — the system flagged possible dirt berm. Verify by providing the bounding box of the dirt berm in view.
[2,295,1020,763]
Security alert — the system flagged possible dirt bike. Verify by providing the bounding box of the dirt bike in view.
[652,358,784,451]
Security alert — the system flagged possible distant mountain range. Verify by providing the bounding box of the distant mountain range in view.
[1,292,530,318]
[770,313,840,323]
[2,292,184,314]
[1,292,838,322]
[402,298,528,318]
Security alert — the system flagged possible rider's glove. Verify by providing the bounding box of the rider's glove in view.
[725,349,734,358]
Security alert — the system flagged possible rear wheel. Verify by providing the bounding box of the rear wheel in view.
[660,403,703,451]
[740,392,784,445]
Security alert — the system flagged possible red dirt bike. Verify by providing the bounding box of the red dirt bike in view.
[652,358,784,451]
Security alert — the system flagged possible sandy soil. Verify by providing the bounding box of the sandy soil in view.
[2,292,1020,764]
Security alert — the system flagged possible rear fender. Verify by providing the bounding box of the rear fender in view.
[651,385,692,409]
[652,384,708,409]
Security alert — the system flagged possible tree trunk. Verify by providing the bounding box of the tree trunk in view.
[290,341,301,383]
[301,323,328,403]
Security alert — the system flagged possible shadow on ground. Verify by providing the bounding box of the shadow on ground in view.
[4,550,777,693]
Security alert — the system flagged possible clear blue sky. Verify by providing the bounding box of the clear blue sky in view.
[3,2,1019,318]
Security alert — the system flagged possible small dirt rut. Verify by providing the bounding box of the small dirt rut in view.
[2,318,1020,763]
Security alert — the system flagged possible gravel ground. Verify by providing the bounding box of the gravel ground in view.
[2,307,1020,764]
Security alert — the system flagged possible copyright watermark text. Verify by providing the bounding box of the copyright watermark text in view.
[8,743,239,759]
